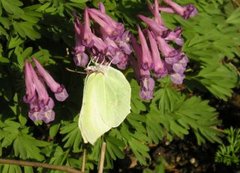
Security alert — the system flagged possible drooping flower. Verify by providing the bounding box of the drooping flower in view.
[138,15,167,36]
[98,2,106,13]
[163,0,198,19]
[170,73,185,85]
[163,27,183,46]
[33,58,69,102]
[23,62,36,104]
[23,61,55,123]
[73,3,131,70]
[131,0,193,94]
[140,77,155,100]
[88,8,124,38]
[148,0,164,25]
[156,36,182,64]
[73,17,89,67]
[137,26,152,70]
[82,8,94,47]
[147,30,167,78]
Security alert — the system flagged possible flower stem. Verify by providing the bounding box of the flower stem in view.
[81,149,87,172]
[98,141,107,173]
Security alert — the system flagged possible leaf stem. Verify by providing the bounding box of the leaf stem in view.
[0,158,82,173]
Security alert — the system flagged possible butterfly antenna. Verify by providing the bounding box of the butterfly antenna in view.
[65,68,86,74]
[106,58,113,68]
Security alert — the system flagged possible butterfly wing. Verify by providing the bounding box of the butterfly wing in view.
[101,66,131,127]
[78,72,110,145]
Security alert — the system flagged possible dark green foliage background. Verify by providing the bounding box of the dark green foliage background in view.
[0,0,239,172]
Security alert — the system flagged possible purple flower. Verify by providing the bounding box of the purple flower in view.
[88,8,124,38]
[131,35,142,59]
[33,58,68,102]
[73,52,89,67]
[82,8,94,47]
[92,34,107,53]
[156,36,182,64]
[172,63,185,74]
[170,73,185,84]
[147,30,167,78]
[23,62,36,104]
[140,77,155,100]
[163,0,198,19]
[153,0,164,25]
[159,7,175,13]
[138,15,167,36]
[163,27,184,46]
[24,61,56,123]
[131,35,151,78]
[178,54,189,67]
[98,2,106,13]
[115,31,132,55]
[74,17,82,37]
[138,26,152,70]
[73,17,89,67]
[73,3,131,70]
[28,62,51,106]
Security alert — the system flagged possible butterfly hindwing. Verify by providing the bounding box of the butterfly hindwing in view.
[78,65,131,145]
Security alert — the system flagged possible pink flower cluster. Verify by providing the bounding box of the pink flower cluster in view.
[23,58,68,123]
[131,0,197,100]
[73,3,132,70]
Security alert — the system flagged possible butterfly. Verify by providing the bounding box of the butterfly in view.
[78,64,131,145]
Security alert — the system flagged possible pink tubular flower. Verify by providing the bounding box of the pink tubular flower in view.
[138,26,152,70]
[23,61,56,123]
[98,2,106,13]
[163,0,198,19]
[163,27,183,46]
[82,8,94,47]
[23,62,36,104]
[33,58,68,102]
[88,8,124,38]
[148,0,164,25]
[73,2,131,70]
[73,52,89,68]
[156,36,181,64]
[159,7,175,13]
[138,15,167,36]
[140,77,155,100]
[147,30,167,78]
[73,17,89,67]
[170,73,185,84]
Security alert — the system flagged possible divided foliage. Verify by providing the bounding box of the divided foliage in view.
[0,0,239,172]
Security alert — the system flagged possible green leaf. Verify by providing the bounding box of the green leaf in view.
[8,36,24,49]
[226,8,240,24]
[2,164,22,173]
[128,138,150,165]
[18,114,27,126]
[106,135,125,160]
[130,79,146,114]
[151,85,222,144]
[49,124,60,138]
[0,17,10,29]
[60,121,82,152]
[48,146,69,173]
[13,133,49,161]
[24,166,33,173]
[1,0,23,16]
[197,62,238,100]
